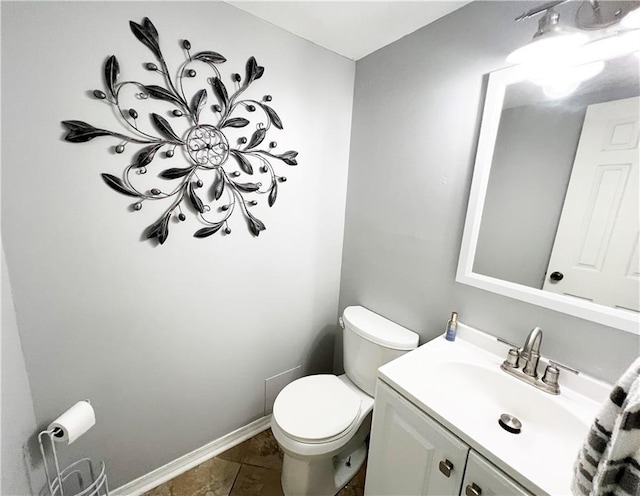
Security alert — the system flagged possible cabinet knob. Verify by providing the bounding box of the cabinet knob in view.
[438,459,454,477]
[465,483,482,496]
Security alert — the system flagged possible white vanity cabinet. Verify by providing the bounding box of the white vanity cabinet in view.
[365,381,533,496]
[461,451,532,496]
[365,381,469,495]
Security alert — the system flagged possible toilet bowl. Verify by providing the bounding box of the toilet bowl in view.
[272,374,374,496]
[271,306,418,496]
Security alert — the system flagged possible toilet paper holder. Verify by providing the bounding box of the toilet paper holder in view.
[38,429,109,496]
[38,401,109,496]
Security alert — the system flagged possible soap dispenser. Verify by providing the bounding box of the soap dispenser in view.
[445,312,458,341]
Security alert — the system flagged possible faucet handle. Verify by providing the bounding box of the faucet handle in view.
[503,348,520,368]
[542,364,560,388]
[548,360,579,375]
[496,336,520,349]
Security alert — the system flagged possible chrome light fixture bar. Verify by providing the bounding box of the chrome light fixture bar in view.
[514,0,638,28]
[507,0,640,97]
[507,8,587,65]
[514,0,572,22]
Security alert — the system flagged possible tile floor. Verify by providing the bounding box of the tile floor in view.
[144,428,366,496]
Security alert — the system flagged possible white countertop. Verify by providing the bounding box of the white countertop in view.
[377,323,611,495]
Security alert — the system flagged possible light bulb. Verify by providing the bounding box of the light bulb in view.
[507,32,588,65]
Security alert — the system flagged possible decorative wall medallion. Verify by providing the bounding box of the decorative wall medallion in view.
[62,18,298,244]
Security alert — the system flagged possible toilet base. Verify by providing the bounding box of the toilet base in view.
[281,440,367,496]
[333,441,367,491]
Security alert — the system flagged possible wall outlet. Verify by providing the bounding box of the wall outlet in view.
[264,366,302,415]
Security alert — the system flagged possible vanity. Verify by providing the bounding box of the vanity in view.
[363,323,610,496]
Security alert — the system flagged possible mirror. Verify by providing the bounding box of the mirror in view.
[457,53,639,334]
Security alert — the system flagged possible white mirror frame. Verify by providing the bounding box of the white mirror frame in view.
[457,64,640,335]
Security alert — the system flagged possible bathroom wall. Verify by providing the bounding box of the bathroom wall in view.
[339,0,639,383]
[1,250,45,495]
[1,1,354,488]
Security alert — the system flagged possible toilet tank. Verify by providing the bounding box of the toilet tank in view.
[342,306,419,396]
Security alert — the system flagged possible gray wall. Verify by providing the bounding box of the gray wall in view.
[339,0,639,383]
[474,103,584,288]
[2,1,354,489]
[1,250,45,496]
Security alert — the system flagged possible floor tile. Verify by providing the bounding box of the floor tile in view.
[336,486,365,496]
[146,428,367,496]
[217,438,249,464]
[145,482,172,496]
[144,458,241,496]
[350,460,367,488]
[203,458,242,496]
[241,429,283,471]
[229,464,283,496]
[218,428,283,471]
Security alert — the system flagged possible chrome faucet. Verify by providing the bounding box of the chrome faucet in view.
[499,326,560,395]
[520,326,542,377]
[498,327,580,395]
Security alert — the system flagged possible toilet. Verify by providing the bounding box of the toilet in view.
[271,306,419,496]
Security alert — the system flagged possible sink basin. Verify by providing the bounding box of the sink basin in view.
[377,324,611,495]
[433,360,589,441]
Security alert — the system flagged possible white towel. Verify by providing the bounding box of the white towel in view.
[573,357,640,496]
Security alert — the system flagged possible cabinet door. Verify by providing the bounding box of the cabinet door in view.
[461,452,533,496]
[364,381,469,496]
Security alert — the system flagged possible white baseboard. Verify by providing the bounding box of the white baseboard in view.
[111,415,272,496]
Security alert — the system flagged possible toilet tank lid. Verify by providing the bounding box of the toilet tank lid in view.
[343,306,418,350]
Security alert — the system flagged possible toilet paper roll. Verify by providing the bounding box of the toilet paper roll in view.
[48,400,95,444]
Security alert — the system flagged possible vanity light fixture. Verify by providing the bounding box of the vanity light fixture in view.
[506,9,587,65]
[508,1,640,94]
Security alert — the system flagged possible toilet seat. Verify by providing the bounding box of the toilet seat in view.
[273,375,362,444]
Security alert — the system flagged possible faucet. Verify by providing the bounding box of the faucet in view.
[499,327,580,394]
[520,326,542,377]
[499,326,560,394]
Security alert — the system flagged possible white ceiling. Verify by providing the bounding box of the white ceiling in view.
[225,1,472,60]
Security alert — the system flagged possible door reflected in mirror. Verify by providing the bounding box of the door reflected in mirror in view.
[457,53,639,333]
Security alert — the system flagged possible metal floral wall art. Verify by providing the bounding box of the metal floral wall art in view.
[62,17,298,244]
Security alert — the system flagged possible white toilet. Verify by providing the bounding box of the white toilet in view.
[271,306,419,496]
